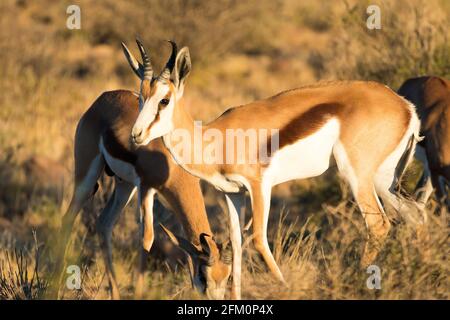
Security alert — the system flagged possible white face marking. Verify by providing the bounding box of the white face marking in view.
[265,119,340,186]
[132,82,175,146]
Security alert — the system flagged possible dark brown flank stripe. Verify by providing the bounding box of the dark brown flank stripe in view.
[265,103,345,158]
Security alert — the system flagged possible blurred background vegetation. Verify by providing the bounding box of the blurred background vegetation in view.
[0,0,448,299]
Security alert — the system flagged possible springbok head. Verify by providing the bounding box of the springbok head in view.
[160,224,232,300]
[121,39,191,146]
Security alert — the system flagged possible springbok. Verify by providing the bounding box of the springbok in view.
[124,40,424,299]
[53,40,232,300]
[398,76,449,210]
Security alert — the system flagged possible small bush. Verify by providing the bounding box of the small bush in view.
[313,0,450,88]
[0,236,47,300]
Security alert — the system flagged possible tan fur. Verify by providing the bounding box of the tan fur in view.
[140,79,154,101]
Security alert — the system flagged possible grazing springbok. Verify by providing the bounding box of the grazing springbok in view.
[53,40,232,300]
[398,76,449,210]
[124,40,423,299]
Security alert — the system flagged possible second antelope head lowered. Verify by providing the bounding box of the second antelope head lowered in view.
[121,39,191,146]
[160,224,232,300]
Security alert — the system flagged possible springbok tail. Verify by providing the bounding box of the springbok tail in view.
[395,134,416,189]
[392,107,429,225]
[395,105,423,189]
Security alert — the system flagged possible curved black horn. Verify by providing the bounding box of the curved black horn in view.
[121,42,144,79]
[159,40,178,80]
[135,38,153,80]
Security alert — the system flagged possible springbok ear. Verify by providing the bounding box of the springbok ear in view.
[174,46,191,95]
[160,223,199,257]
[199,233,213,256]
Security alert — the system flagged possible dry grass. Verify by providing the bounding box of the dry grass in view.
[1,194,447,300]
[0,0,449,300]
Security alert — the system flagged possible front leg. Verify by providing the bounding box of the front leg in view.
[135,187,156,299]
[224,192,244,300]
[250,181,285,283]
[415,145,433,209]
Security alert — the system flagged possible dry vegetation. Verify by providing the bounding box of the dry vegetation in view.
[0,0,449,300]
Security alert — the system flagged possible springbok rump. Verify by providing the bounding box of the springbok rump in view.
[398,76,450,211]
[123,40,424,299]
[51,40,233,300]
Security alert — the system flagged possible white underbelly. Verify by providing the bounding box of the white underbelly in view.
[99,138,140,185]
[265,118,340,186]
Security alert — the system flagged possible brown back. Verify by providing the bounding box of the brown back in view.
[398,76,450,177]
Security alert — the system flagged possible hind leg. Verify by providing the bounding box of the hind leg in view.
[48,154,105,298]
[96,178,136,300]
[334,142,390,267]
[61,155,105,243]
[356,180,391,268]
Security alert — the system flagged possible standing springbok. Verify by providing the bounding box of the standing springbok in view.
[398,76,449,210]
[124,40,423,299]
[52,40,232,300]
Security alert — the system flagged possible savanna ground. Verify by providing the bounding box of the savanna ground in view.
[0,0,449,300]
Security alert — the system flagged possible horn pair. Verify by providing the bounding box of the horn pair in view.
[121,39,178,81]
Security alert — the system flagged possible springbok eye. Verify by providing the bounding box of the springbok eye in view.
[160,98,170,106]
